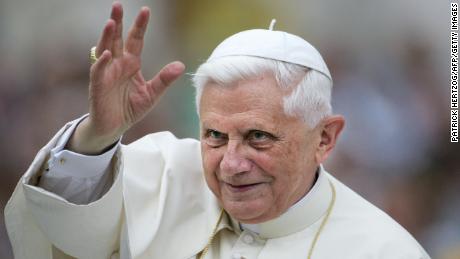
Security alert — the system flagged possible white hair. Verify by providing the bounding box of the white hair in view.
[192,56,332,127]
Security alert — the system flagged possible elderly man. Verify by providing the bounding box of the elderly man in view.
[5,3,430,259]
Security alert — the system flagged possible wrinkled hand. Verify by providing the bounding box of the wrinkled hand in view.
[68,2,185,154]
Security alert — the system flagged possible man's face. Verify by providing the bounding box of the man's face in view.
[199,73,321,223]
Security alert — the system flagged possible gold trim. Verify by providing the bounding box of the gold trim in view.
[198,208,225,259]
[307,179,336,259]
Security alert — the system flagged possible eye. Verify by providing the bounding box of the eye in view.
[251,131,269,141]
[204,129,227,147]
[247,130,275,148]
[209,130,224,139]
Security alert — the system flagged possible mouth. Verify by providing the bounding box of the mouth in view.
[225,182,264,193]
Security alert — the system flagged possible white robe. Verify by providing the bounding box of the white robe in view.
[5,120,431,259]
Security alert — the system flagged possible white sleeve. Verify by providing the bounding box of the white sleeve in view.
[38,115,120,204]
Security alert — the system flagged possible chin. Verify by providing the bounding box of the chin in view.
[222,199,272,224]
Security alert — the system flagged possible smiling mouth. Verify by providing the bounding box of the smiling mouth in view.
[225,182,263,192]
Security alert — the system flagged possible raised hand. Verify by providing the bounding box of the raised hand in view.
[67,2,185,154]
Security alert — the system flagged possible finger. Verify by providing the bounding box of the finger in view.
[110,1,124,57]
[125,7,150,57]
[90,50,112,84]
[96,19,115,57]
[146,61,185,98]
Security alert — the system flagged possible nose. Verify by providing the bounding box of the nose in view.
[219,141,252,175]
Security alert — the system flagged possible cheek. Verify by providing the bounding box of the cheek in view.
[249,152,291,205]
[250,145,305,186]
[250,144,296,174]
[248,151,278,174]
[202,146,222,170]
[247,150,290,192]
[201,145,223,193]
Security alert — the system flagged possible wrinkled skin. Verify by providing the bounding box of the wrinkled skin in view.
[199,74,344,223]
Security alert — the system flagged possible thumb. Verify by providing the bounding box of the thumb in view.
[146,61,185,98]
[90,50,112,85]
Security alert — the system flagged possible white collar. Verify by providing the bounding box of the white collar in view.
[234,165,333,239]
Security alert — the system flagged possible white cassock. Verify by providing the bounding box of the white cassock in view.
[5,118,431,259]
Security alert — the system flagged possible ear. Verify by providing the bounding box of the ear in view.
[315,115,345,164]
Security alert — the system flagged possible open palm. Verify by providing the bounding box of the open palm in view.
[88,3,184,140]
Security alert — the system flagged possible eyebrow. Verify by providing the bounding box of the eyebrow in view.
[201,121,278,135]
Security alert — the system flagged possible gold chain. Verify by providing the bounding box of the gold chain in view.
[307,179,336,259]
[197,208,225,259]
[197,179,336,259]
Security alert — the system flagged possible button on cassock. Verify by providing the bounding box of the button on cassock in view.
[243,234,254,244]
[232,253,244,259]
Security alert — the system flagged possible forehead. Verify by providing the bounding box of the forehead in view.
[199,74,296,130]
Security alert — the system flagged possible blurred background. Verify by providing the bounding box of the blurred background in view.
[0,0,456,258]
